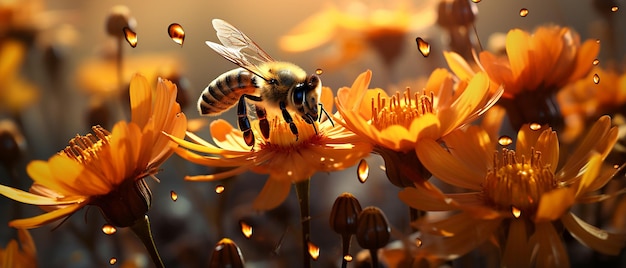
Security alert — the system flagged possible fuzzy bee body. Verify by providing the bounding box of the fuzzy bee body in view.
[198,68,257,115]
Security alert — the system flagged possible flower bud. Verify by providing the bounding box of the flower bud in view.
[209,238,245,268]
[94,177,152,227]
[329,192,362,236]
[356,206,391,250]
[437,0,478,28]
[105,5,136,38]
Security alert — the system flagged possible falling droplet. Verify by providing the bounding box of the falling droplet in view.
[596,39,601,44]
[471,0,481,2]
[240,221,253,238]
[357,159,369,183]
[109,257,117,265]
[611,6,619,12]
[529,123,541,131]
[593,73,600,84]
[170,190,178,201]
[307,242,320,260]
[315,68,323,75]
[123,27,137,48]
[168,23,185,46]
[343,254,353,262]
[416,37,430,57]
[512,206,521,218]
[592,59,600,66]
[102,224,117,235]
[215,185,225,194]
[519,8,529,17]
[415,238,423,247]
[498,135,513,146]
[614,164,620,169]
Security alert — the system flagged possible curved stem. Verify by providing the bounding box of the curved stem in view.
[295,180,311,268]
[130,215,164,268]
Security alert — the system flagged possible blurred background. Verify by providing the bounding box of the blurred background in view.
[1,0,625,267]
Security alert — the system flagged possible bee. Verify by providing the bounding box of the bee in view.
[198,19,331,147]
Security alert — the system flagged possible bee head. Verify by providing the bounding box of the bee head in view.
[293,74,321,122]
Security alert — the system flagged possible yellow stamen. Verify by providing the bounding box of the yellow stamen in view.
[261,116,320,148]
[62,125,110,163]
[370,87,434,130]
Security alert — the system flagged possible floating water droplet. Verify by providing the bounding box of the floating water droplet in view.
[529,123,541,131]
[215,185,225,194]
[168,23,185,46]
[123,27,137,48]
[343,254,353,262]
[357,159,369,183]
[512,206,521,218]
[471,0,481,2]
[415,37,430,57]
[614,164,620,169]
[109,257,117,265]
[519,8,529,17]
[307,242,320,260]
[102,224,117,235]
[315,68,323,75]
[240,221,253,238]
[593,73,600,84]
[596,39,601,44]
[498,135,513,146]
[415,238,423,247]
[170,190,178,201]
[592,59,600,66]
[611,6,619,12]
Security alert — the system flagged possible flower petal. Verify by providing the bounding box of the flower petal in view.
[129,74,152,129]
[398,184,455,211]
[9,203,86,229]
[0,184,84,206]
[252,179,291,211]
[502,219,532,267]
[416,139,484,191]
[534,187,575,222]
[562,212,626,255]
[530,222,570,267]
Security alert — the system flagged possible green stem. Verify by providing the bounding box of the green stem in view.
[295,180,311,268]
[130,215,164,268]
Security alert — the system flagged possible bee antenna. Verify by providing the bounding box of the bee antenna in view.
[319,103,334,126]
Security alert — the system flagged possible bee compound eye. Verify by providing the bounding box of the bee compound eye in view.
[293,84,306,105]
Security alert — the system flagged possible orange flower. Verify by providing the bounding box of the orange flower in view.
[0,74,186,228]
[399,116,625,266]
[0,40,38,114]
[167,87,371,210]
[0,229,36,268]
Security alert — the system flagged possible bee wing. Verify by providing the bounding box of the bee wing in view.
[206,19,275,77]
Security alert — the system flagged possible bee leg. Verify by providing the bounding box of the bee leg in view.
[279,101,298,141]
[302,114,318,135]
[255,105,270,140]
[319,103,334,126]
[237,95,255,146]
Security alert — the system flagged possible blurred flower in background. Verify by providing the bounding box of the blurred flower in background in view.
[0,229,36,268]
[0,40,38,116]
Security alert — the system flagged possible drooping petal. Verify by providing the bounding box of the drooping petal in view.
[562,212,626,256]
[9,203,86,229]
[252,179,292,211]
[501,219,532,268]
[530,222,570,267]
[0,184,84,206]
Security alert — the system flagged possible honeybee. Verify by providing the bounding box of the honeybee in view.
[198,19,331,146]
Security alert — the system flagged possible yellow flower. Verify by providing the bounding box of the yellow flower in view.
[0,229,36,268]
[399,116,625,266]
[0,74,187,228]
[0,40,38,114]
[167,87,371,210]
[335,68,498,153]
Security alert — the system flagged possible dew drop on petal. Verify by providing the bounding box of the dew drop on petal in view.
[170,190,178,201]
[416,37,430,57]
[123,27,137,48]
[498,135,513,146]
[592,59,600,66]
[415,238,423,247]
[168,23,185,46]
[512,206,521,218]
[529,123,541,131]
[240,221,253,238]
[109,257,117,265]
[612,6,619,12]
[519,8,529,17]
[215,185,225,194]
[357,159,369,183]
[593,73,600,84]
[307,242,320,260]
[315,68,323,75]
[343,254,353,262]
[102,224,117,235]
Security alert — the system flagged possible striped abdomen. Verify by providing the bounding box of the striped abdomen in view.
[197,68,259,115]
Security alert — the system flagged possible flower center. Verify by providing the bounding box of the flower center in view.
[370,88,434,130]
[62,125,110,164]
[482,149,556,217]
[258,115,322,149]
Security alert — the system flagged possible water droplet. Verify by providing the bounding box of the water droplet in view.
[168,23,185,46]
[415,238,423,247]
[240,221,253,238]
[357,159,369,183]
[215,185,225,194]
[471,0,481,2]
[529,123,541,131]
[596,39,601,44]
[307,242,320,260]
[415,37,430,57]
[315,68,323,75]
[109,257,117,265]
[102,224,117,235]
[512,206,521,218]
[123,27,137,48]
[498,135,513,146]
[343,254,353,262]
[614,164,620,169]
[170,190,178,201]
[611,6,619,12]
[519,8,529,17]
[593,73,600,84]
[592,59,600,66]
